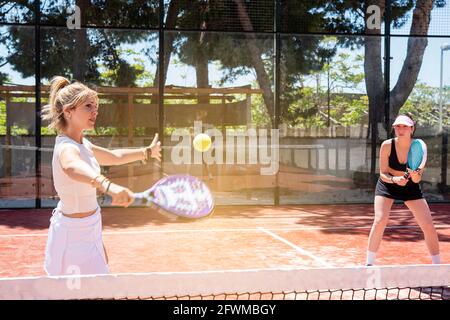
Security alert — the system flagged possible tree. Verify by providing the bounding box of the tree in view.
[281,51,367,128]
[152,0,180,89]
[320,0,446,132]
[222,0,446,132]
[3,0,446,131]
[176,1,211,102]
[401,82,450,126]
[2,0,159,85]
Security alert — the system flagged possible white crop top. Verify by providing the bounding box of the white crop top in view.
[52,135,100,214]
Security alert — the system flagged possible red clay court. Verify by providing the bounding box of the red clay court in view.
[1,203,450,278]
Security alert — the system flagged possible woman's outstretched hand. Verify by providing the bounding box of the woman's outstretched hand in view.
[146,133,161,162]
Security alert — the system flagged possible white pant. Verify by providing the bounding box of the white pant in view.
[44,204,109,276]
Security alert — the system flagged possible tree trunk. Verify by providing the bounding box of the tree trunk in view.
[73,0,89,81]
[364,0,434,131]
[196,44,210,104]
[149,0,180,136]
[234,0,275,126]
[364,0,385,178]
[196,2,210,105]
[153,0,180,89]
[364,36,385,136]
[390,0,433,122]
[363,0,433,178]
[364,0,385,139]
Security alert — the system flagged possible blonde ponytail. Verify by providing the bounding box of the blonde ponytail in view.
[41,76,98,132]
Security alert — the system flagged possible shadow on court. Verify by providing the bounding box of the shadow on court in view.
[286,203,450,243]
[0,207,176,232]
[0,204,449,241]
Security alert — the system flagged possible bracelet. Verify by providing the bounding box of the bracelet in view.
[90,175,105,188]
[141,148,147,164]
[101,178,110,191]
[99,176,108,185]
[105,181,112,195]
[390,176,395,184]
[91,175,111,193]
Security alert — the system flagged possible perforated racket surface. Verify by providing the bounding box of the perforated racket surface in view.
[404,139,427,179]
[132,175,214,218]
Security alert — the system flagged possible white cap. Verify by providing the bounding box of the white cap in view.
[392,115,414,127]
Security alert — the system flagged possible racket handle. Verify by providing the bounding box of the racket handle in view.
[133,192,150,205]
[404,168,421,179]
[100,194,113,206]
[99,193,149,206]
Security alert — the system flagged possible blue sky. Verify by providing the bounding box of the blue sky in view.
[389,6,450,89]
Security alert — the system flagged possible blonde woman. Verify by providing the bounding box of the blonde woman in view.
[366,115,440,266]
[42,76,161,276]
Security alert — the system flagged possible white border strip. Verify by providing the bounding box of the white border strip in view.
[1,264,450,300]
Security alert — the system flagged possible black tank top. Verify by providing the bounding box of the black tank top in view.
[389,139,407,171]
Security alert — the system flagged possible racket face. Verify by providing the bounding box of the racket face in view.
[150,175,214,218]
[407,139,426,170]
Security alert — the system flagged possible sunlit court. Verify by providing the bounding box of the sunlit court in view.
[2,203,450,273]
[1,1,450,301]
[1,203,450,299]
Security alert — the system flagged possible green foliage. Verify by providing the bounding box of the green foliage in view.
[339,96,368,126]
[4,26,155,86]
[281,48,367,128]
[41,127,56,136]
[251,93,271,127]
[400,82,450,126]
[328,53,365,93]
[283,87,318,127]
[2,0,448,135]
[98,49,154,87]
[10,126,28,135]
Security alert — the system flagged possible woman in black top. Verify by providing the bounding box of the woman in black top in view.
[366,115,440,266]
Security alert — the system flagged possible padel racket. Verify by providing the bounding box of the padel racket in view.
[403,139,427,179]
[102,175,214,219]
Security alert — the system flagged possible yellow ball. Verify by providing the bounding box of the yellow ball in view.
[193,133,212,152]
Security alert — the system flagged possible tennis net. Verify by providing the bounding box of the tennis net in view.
[1,265,450,300]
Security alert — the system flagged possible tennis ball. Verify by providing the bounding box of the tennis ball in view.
[193,133,212,152]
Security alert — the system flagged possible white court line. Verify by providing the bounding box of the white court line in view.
[257,227,332,267]
[221,214,442,219]
[1,224,450,238]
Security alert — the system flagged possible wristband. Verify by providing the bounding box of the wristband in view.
[141,147,152,164]
[141,148,148,164]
